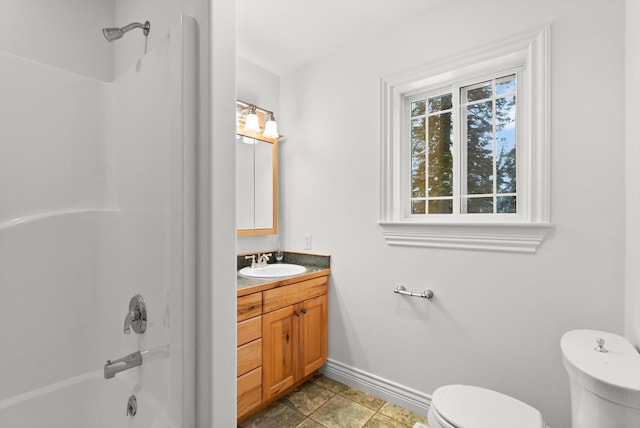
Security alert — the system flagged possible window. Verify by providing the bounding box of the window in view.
[407,72,519,218]
[379,27,552,253]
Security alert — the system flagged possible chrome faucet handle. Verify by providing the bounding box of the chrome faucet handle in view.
[123,310,137,334]
[260,253,272,262]
[594,337,608,353]
[123,295,147,334]
[252,252,272,267]
[245,255,256,268]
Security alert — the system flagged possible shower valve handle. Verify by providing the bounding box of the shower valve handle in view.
[123,295,147,334]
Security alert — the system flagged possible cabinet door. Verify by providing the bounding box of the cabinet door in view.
[262,305,299,401]
[300,294,328,378]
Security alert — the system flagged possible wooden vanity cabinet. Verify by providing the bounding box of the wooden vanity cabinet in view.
[237,274,328,421]
[237,293,263,418]
[261,293,329,400]
[262,277,328,402]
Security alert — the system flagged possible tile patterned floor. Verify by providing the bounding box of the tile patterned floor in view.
[238,375,429,428]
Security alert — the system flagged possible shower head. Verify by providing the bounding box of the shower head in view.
[103,27,124,42]
[103,21,150,42]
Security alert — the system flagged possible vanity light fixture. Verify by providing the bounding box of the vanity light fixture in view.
[263,111,279,139]
[237,100,280,139]
[243,104,260,132]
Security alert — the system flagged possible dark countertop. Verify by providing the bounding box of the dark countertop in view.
[237,266,331,296]
[237,251,331,297]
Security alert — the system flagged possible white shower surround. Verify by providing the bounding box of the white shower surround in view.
[0,15,196,428]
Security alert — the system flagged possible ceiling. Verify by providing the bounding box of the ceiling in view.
[236,0,447,76]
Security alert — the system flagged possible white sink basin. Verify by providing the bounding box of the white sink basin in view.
[238,263,307,278]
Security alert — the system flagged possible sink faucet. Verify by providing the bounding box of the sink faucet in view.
[256,252,271,267]
[245,252,272,268]
[104,351,142,379]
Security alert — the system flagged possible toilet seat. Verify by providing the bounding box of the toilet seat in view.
[430,385,545,428]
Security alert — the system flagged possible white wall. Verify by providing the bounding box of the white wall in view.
[279,2,625,427]
[206,0,238,426]
[0,0,114,81]
[237,56,281,254]
[113,0,207,79]
[626,0,640,347]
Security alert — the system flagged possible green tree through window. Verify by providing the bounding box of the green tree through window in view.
[409,74,517,216]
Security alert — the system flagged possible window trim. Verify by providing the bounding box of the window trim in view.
[379,26,551,253]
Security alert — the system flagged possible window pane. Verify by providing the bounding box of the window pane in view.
[466,82,491,102]
[412,200,426,214]
[467,197,493,213]
[497,196,517,213]
[429,199,453,214]
[428,94,452,113]
[496,75,516,96]
[411,100,426,117]
[428,112,453,197]
[411,118,426,198]
[496,95,516,193]
[466,101,493,194]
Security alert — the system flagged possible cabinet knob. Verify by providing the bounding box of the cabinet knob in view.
[301,309,307,314]
[295,311,300,317]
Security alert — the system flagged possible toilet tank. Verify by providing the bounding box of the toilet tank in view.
[561,329,640,428]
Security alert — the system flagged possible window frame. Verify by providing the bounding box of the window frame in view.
[379,26,552,253]
[403,67,524,221]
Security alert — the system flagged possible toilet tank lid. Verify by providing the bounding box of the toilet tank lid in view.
[432,385,545,428]
[561,329,640,408]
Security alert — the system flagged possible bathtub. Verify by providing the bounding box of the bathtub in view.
[0,370,173,428]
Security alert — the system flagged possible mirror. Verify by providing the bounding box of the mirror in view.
[236,103,278,236]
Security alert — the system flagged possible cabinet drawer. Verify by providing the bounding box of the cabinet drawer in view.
[238,338,262,376]
[298,276,328,302]
[263,283,298,314]
[238,316,262,346]
[237,367,262,418]
[263,277,328,313]
[238,292,262,321]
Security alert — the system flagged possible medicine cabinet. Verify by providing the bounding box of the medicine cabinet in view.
[236,103,278,236]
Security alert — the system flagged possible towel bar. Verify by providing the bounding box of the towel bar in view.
[394,285,434,299]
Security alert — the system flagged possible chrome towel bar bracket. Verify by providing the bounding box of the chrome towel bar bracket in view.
[394,285,434,300]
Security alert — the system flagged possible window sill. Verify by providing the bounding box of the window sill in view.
[378,221,553,253]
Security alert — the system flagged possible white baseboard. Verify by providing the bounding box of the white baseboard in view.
[320,358,431,416]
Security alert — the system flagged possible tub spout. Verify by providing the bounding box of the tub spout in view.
[104,351,142,379]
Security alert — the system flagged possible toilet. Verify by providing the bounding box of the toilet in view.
[427,384,545,428]
[422,329,640,428]
[561,329,640,428]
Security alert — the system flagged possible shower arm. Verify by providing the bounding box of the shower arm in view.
[103,21,151,42]
[121,21,150,37]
